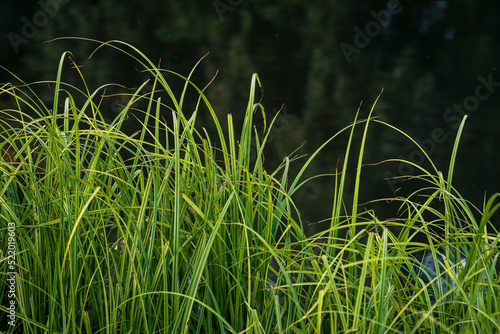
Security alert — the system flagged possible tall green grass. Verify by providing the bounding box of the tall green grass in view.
[1,39,499,333]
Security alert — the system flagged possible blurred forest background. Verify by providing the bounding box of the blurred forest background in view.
[1,0,499,233]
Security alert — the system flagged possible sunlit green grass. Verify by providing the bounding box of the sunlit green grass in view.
[1,39,499,333]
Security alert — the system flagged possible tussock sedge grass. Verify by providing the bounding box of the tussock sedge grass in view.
[0,39,499,333]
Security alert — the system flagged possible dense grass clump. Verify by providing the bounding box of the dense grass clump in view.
[1,39,499,333]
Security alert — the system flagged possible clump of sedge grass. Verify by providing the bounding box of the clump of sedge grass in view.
[0,39,499,333]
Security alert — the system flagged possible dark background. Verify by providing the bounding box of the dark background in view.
[1,0,499,233]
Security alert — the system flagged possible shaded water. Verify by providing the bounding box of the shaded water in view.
[1,1,499,232]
